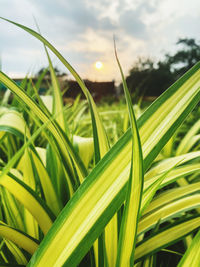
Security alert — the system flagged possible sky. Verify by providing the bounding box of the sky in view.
[0,0,200,82]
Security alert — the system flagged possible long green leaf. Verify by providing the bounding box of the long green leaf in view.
[17,148,39,239]
[5,240,28,265]
[115,45,143,267]
[143,181,200,217]
[176,119,200,155]
[0,108,30,139]
[0,185,25,232]
[144,163,200,190]
[177,229,200,267]
[138,193,200,236]
[0,171,54,235]
[2,17,109,150]
[31,150,62,216]
[0,221,39,255]
[0,17,108,180]
[45,47,67,133]
[135,215,200,262]
[145,151,200,181]
[140,162,181,215]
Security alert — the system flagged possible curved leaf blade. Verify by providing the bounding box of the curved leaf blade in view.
[0,222,39,255]
[177,229,200,267]
[115,45,143,267]
[135,216,200,262]
[0,172,54,235]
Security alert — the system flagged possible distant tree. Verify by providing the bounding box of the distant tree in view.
[125,58,173,97]
[166,38,200,79]
[125,38,200,97]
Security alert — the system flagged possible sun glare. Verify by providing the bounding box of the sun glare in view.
[95,61,103,70]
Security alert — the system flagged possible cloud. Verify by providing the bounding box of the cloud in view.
[32,0,116,36]
[119,10,147,39]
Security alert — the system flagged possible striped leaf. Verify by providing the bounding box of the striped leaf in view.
[135,216,200,262]
[144,163,200,190]
[45,47,68,133]
[177,229,200,267]
[17,148,39,239]
[0,171,54,235]
[0,108,30,139]
[0,221,39,255]
[176,119,200,155]
[143,181,200,216]
[138,193,200,236]
[0,184,25,232]
[4,240,28,265]
[115,45,143,267]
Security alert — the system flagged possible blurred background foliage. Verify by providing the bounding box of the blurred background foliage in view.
[124,38,200,98]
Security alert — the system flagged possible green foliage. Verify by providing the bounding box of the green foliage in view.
[167,38,200,79]
[125,38,200,97]
[0,18,200,267]
[126,58,173,97]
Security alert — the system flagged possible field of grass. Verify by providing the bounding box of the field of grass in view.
[0,18,200,267]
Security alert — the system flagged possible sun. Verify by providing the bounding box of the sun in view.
[95,61,103,70]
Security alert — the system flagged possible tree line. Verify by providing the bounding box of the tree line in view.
[124,38,200,97]
[35,38,200,100]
